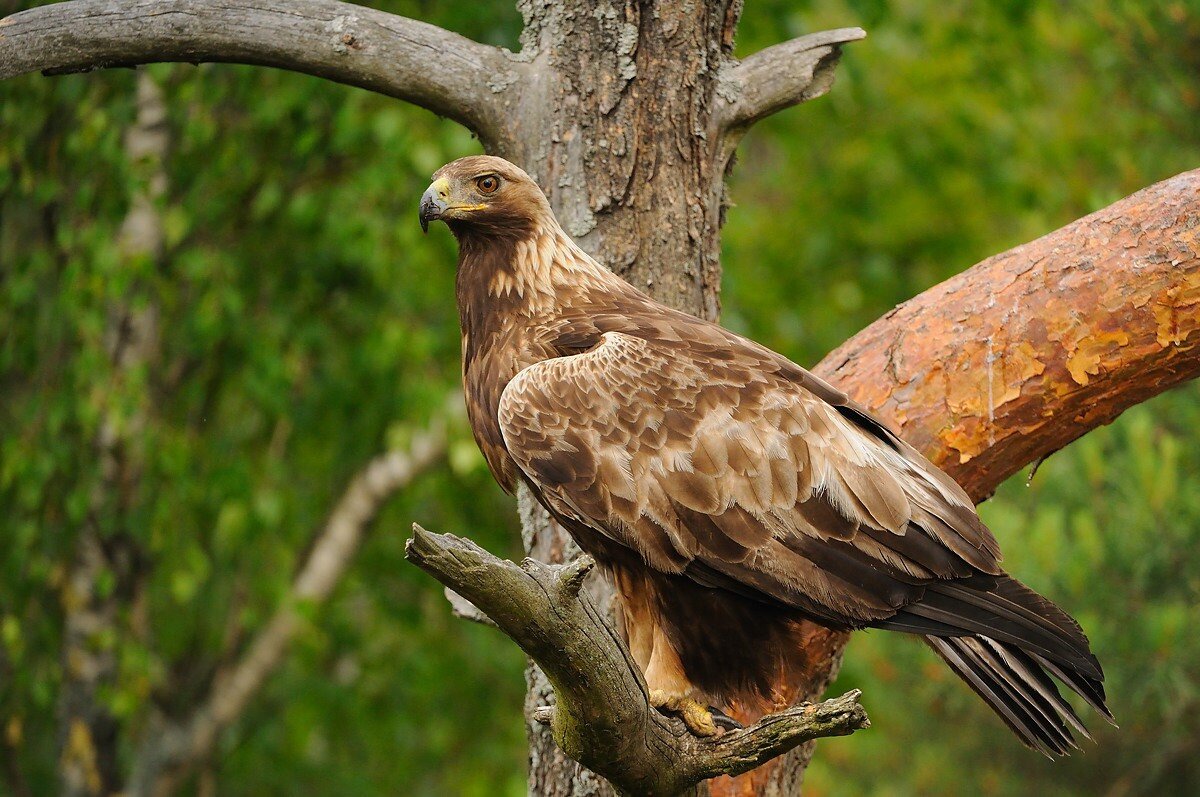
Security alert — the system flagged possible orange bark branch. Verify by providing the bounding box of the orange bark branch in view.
[713,168,1200,795]
[820,167,1200,501]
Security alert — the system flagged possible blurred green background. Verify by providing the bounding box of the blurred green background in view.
[2,1,1198,795]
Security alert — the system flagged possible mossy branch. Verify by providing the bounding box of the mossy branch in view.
[405,525,869,796]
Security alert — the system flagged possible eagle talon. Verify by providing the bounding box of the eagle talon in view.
[709,706,744,732]
[649,690,720,737]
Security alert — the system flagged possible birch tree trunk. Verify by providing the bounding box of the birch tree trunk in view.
[58,68,166,797]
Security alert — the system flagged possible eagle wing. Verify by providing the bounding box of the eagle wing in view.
[497,329,1003,628]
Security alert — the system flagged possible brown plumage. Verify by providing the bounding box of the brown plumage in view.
[420,155,1113,754]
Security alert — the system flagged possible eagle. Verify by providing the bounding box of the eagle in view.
[420,155,1113,754]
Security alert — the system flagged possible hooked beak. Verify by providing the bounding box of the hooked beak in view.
[419,177,450,233]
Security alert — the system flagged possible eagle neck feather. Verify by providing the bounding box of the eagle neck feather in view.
[455,220,618,491]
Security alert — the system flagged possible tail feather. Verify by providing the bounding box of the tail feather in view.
[898,579,1101,679]
[990,640,1090,738]
[876,574,1112,754]
[1032,652,1115,724]
[926,635,1085,756]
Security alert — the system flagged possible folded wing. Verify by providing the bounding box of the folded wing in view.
[497,330,1002,625]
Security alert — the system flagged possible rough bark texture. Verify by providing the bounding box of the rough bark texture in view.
[820,168,1200,497]
[405,527,869,797]
[496,5,860,792]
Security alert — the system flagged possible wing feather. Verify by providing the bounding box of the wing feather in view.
[498,330,1003,626]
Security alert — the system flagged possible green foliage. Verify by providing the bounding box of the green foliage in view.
[1,1,1197,795]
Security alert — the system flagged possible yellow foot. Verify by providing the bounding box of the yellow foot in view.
[649,689,719,737]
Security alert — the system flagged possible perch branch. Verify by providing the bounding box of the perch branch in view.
[405,526,868,797]
[717,27,866,136]
[127,421,447,796]
[0,0,521,150]
[817,166,1200,501]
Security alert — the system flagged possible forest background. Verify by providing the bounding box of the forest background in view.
[2,1,1198,795]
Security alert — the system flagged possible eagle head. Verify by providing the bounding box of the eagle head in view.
[419,155,549,236]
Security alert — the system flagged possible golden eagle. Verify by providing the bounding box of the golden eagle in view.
[420,155,1112,754]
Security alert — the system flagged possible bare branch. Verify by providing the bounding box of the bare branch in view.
[127,422,447,796]
[717,27,866,136]
[405,526,868,797]
[444,587,498,628]
[0,0,522,150]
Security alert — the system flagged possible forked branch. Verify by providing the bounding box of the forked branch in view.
[0,0,521,150]
[405,526,869,797]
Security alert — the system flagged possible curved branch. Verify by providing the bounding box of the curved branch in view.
[817,167,1200,501]
[717,27,866,136]
[127,422,448,797]
[0,0,521,150]
[405,527,868,797]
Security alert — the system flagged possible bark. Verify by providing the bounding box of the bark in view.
[820,168,1200,497]
[127,423,448,796]
[58,68,166,797]
[500,5,860,792]
[405,527,869,797]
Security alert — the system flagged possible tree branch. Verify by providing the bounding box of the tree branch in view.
[405,526,868,797]
[717,27,866,136]
[716,167,1200,793]
[0,0,521,150]
[817,166,1200,501]
[127,421,448,796]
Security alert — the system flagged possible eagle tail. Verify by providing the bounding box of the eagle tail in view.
[925,635,1091,756]
[875,574,1114,755]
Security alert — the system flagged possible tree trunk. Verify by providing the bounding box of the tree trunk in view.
[497,2,748,793]
[494,3,860,793]
[58,69,166,797]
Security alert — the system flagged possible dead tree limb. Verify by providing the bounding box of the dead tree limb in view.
[126,422,448,797]
[0,0,521,150]
[404,526,868,797]
[717,27,866,138]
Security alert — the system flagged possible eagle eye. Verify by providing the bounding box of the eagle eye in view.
[476,175,500,195]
